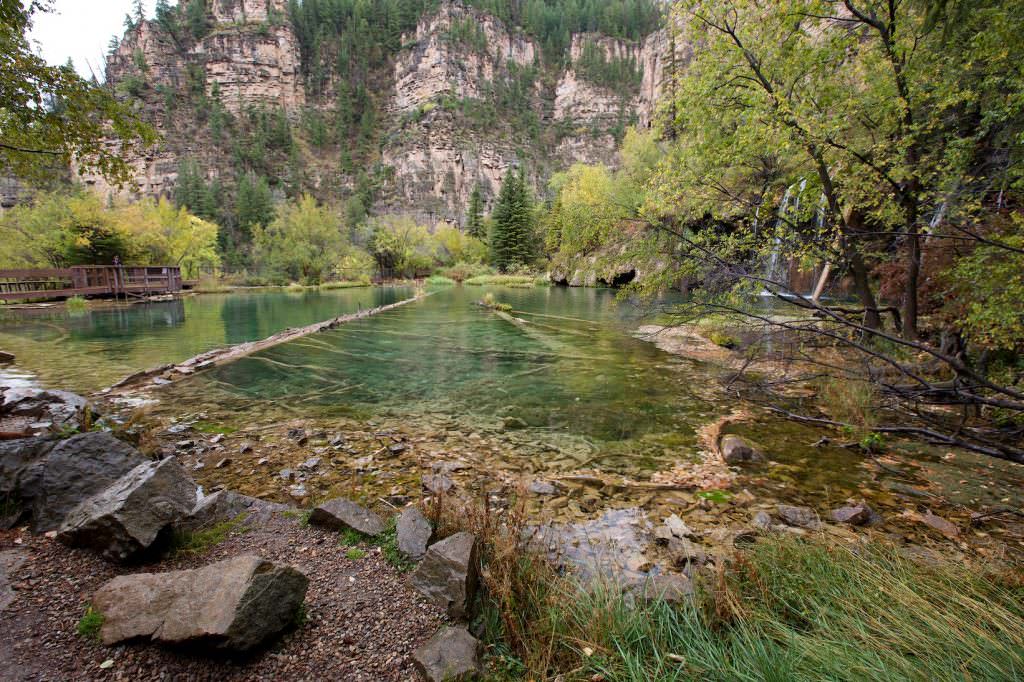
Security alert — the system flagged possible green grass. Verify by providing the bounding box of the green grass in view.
[65,296,88,313]
[320,279,371,290]
[77,605,104,640]
[464,274,541,287]
[191,420,238,435]
[169,515,247,557]
[345,547,368,560]
[336,517,415,572]
[475,535,1024,680]
[425,275,457,286]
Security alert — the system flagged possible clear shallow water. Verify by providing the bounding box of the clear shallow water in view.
[161,286,729,475]
[0,287,411,393]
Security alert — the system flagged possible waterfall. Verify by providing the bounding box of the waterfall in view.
[762,180,805,295]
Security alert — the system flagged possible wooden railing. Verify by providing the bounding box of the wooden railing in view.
[0,265,183,301]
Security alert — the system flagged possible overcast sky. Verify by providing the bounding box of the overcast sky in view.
[28,0,158,79]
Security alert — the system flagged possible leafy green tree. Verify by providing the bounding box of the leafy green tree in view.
[465,183,486,239]
[368,215,433,278]
[490,167,535,271]
[252,195,347,284]
[0,0,155,185]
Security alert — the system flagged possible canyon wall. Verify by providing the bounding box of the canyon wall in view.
[88,0,683,225]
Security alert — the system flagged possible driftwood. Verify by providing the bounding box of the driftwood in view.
[102,294,426,395]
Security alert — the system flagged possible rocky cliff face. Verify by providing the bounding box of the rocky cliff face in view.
[89,0,683,225]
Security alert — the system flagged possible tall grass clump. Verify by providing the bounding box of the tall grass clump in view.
[65,295,88,313]
[425,275,456,286]
[818,376,878,433]
[435,493,1024,681]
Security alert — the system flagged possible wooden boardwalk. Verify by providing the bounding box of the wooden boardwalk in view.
[0,265,183,302]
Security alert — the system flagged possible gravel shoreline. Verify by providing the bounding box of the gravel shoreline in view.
[0,515,445,681]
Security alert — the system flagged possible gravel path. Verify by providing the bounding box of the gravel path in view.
[0,516,444,681]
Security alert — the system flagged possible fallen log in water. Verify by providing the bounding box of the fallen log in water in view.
[101,293,427,395]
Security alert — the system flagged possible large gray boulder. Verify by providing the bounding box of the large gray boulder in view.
[412,627,482,682]
[0,437,56,526]
[397,506,432,560]
[179,490,290,532]
[308,498,386,536]
[58,457,197,562]
[27,432,147,532]
[92,555,308,651]
[409,532,478,621]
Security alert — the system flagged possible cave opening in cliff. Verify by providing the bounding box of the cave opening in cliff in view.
[610,270,636,287]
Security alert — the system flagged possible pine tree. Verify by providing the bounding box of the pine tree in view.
[465,183,485,239]
[236,173,275,240]
[489,167,534,271]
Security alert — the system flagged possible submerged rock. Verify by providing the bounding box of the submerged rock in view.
[719,434,764,465]
[309,498,386,536]
[423,474,454,495]
[776,505,822,530]
[92,555,307,651]
[831,503,882,526]
[528,480,556,496]
[58,457,197,562]
[26,432,147,532]
[410,532,478,621]
[412,627,482,682]
[397,506,432,560]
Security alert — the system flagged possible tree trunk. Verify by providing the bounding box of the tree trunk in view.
[903,223,920,340]
[842,209,882,330]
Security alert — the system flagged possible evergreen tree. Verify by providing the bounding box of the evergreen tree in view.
[489,167,534,271]
[465,183,485,239]
[236,173,275,240]
[173,158,216,222]
[186,0,210,40]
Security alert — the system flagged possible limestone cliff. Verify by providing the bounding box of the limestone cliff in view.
[88,0,684,226]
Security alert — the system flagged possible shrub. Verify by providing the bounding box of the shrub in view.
[77,605,104,640]
[443,261,494,282]
[65,296,88,313]
[425,275,456,286]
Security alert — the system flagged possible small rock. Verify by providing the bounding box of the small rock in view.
[831,503,881,526]
[776,505,822,530]
[209,434,225,444]
[298,457,321,471]
[397,506,432,560]
[309,498,386,536]
[917,511,960,539]
[215,458,231,469]
[528,480,556,496]
[410,532,478,621]
[412,627,481,682]
[279,469,294,481]
[752,510,773,530]
[664,514,694,538]
[239,442,254,454]
[387,443,408,456]
[667,537,706,566]
[257,458,269,466]
[288,484,307,499]
[0,351,15,363]
[423,474,454,495]
[719,434,764,465]
[287,428,308,445]
[329,434,346,447]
